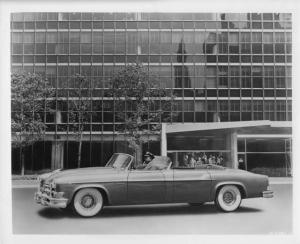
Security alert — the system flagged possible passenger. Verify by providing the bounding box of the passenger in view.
[195,155,202,165]
[208,155,213,164]
[238,157,245,169]
[216,155,221,165]
[189,154,196,168]
[219,155,224,166]
[211,155,216,164]
[183,154,189,167]
[137,152,155,169]
[202,153,208,164]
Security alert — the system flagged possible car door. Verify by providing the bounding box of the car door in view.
[127,169,167,204]
[173,168,212,203]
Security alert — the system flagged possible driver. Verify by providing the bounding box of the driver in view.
[137,152,155,169]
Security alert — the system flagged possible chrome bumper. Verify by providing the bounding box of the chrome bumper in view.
[35,191,68,208]
[262,190,274,198]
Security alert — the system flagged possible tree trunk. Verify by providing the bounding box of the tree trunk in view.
[21,150,25,176]
[136,143,143,166]
[77,133,83,168]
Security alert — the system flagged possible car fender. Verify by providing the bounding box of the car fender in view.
[212,181,247,199]
[69,183,111,204]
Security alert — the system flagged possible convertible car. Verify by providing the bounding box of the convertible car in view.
[35,153,273,217]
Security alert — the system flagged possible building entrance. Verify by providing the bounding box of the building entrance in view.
[237,137,292,177]
[167,151,230,167]
[166,132,233,167]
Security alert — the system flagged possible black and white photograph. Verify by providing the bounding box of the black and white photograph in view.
[1,0,299,243]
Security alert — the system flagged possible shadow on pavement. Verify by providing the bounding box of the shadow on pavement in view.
[38,203,262,219]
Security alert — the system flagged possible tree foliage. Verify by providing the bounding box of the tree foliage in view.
[11,72,54,148]
[67,75,92,168]
[109,63,174,155]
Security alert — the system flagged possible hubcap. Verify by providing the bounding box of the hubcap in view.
[81,194,95,208]
[223,191,235,205]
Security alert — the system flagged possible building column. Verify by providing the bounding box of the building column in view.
[51,141,64,170]
[230,130,238,169]
[161,123,167,156]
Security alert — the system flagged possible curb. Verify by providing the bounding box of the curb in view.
[269,182,292,185]
[12,185,37,189]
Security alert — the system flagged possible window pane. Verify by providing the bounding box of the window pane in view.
[24,44,34,54]
[47,21,58,29]
[240,32,250,42]
[275,33,285,42]
[36,21,46,29]
[263,33,273,43]
[12,44,23,54]
[12,13,23,21]
[23,33,34,43]
[70,32,80,42]
[81,44,92,54]
[275,44,285,53]
[252,32,262,42]
[24,13,35,21]
[80,32,92,43]
[58,32,69,42]
[35,44,46,54]
[104,32,115,42]
[93,32,103,43]
[57,43,69,54]
[70,44,80,53]
[116,32,126,43]
[12,33,23,43]
[12,22,24,29]
[46,32,57,42]
[229,33,239,43]
[24,22,35,29]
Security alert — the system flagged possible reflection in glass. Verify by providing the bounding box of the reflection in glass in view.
[174,39,191,88]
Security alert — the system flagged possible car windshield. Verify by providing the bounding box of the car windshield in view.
[144,156,171,170]
[105,154,132,169]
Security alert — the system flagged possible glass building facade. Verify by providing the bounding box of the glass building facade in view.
[11,13,292,176]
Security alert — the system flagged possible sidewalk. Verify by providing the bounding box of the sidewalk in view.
[11,175,293,188]
[269,177,293,185]
[12,175,38,188]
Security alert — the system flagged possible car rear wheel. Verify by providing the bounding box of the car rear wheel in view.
[73,188,103,217]
[215,185,242,212]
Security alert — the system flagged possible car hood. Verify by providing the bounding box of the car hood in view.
[39,167,121,184]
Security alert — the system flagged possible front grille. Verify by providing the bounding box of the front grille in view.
[40,182,54,197]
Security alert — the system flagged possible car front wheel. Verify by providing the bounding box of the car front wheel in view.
[215,185,242,212]
[73,188,103,217]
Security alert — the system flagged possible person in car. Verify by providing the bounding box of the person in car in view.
[136,152,155,169]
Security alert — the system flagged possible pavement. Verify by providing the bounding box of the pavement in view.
[11,184,293,234]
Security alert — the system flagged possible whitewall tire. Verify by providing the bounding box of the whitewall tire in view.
[73,188,103,217]
[215,185,242,212]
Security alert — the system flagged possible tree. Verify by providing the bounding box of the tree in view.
[11,72,53,175]
[68,75,92,168]
[109,63,174,164]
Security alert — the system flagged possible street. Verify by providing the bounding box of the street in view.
[12,184,292,234]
